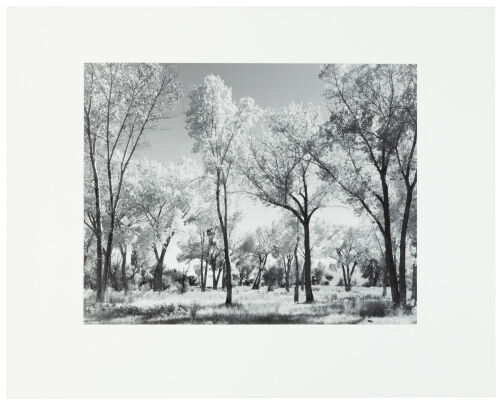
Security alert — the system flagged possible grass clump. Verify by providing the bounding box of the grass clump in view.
[359,300,388,317]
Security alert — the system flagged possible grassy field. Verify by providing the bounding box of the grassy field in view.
[84,285,417,324]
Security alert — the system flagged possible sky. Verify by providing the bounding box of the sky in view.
[135,64,360,268]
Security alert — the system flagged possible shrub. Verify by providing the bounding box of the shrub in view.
[359,300,387,317]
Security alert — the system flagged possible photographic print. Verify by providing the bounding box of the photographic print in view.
[83,63,417,324]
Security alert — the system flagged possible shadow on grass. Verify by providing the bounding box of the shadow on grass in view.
[84,301,372,325]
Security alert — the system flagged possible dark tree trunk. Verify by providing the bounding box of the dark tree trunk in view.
[212,258,217,290]
[293,245,300,302]
[382,265,387,297]
[120,245,128,293]
[303,218,314,303]
[85,108,104,302]
[215,263,223,289]
[203,259,208,290]
[252,269,262,290]
[102,224,115,298]
[252,255,266,290]
[216,172,232,304]
[153,245,167,292]
[200,235,205,291]
[341,264,349,291]
[381,177,401,306]
[411,263,417,305]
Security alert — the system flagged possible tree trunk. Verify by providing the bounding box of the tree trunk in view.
[294,245,300,302]
[215,263,223,289]
[102,229,115,298]
[283,257,290,292]
[120,245,128,293]
[252,268,262,290]
[85,109,104,303]
[382,265,387,297]
[216,172,232,304]
[220,264,225,289]
[203,259,209,290]
[381,178,401,306]
[212,258,217,290]
[153,246,167,292]
[399,184,415,306]
[411,263,417,305]
[303,218,314,303]
[300,265,305,291]
[200,235,205,291]
[341,264,349,291]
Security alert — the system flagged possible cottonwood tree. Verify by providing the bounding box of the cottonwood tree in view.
[180,205,218,292]
[186,75,260,304]
[244,227,274,290]
[240,103,328,302]
[177,230,208,290]
[129,158,203,291]
[328,226,369,291]
[270,218,299,293]
[311,64,416,306]
[84,63,182,301]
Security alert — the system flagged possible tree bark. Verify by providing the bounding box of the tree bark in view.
[200,233,206,291]
[211,258,217,290]
[85,95,104,302]
[203,258,209,290]
[216,172,232,304]
[252,269,262,290]
[153,245,167,292]
[382,265,387,297]
[399,183,416,306]
[303,218,314,303]
[411,263,417,305]
[293,244,300,302]
[120,245,128,293]
[381,177,401,306]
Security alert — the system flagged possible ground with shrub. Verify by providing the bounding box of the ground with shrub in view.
[84,286,416,324]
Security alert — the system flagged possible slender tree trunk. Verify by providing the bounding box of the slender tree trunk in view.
[200,234,205,291]
[382,265,387,297]
[301,264,305,291]
[294,244,300,302]
[303,218,314,303]
[411,263,417,305]
[203,259,209,290]
[120,245,128,293]
[212,259,218,290]
[399,184,415,306]
[85,106,104,302]
[381,177,401,306]
[216,172,232,304]
[252,267,263,290]
[221,263,226,289]
[102,229,115,297]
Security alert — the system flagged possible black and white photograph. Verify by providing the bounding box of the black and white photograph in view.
[83,63,417,324]
[5,4,496,399]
